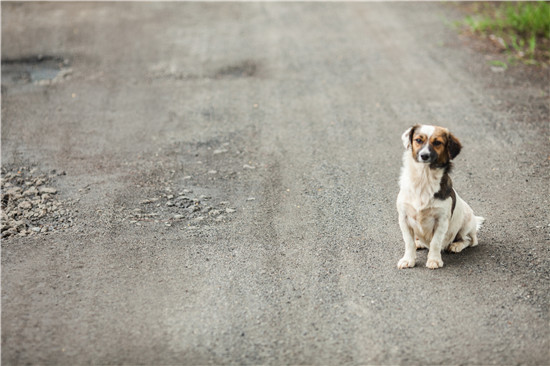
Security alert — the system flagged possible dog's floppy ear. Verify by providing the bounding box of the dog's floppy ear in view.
[401,125,419,149]
[447,132,462,160]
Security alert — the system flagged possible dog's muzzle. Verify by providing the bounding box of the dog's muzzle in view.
[417,146,436,163]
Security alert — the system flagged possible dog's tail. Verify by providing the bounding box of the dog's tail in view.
[475,216,485,231]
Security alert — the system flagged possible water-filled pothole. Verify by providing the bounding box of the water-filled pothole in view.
[1,55,71,86]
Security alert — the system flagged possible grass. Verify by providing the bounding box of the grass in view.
[489,59,508,69]
[459,1,550,66]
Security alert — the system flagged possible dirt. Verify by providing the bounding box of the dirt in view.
[1,2,549,365]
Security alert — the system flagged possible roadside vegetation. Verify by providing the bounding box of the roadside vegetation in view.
[456,1,550,67]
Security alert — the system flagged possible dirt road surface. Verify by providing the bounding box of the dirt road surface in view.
[2,2,549,365]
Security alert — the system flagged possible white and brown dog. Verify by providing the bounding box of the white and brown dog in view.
[396,124,484,269]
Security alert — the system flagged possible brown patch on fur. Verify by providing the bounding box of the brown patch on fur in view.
[408,124,421,158]
[408,124,420,143]
[448,132,462,160]
[450,188,456,216]
[434,173,457,215]
[431,127,450,167]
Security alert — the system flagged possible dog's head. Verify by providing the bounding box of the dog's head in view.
[401,124,462,166]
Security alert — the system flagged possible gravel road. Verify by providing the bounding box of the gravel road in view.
[2,2,549,365]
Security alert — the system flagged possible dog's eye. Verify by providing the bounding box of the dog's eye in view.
[433,140,442,146]
[415,138,423,144]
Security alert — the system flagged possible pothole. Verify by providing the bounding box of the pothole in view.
[147,59,261,81]
[1,55,72,86]
[123,187,236,228]
[214,60,258,79]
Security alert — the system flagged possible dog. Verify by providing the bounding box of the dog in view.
[396,124,484,269]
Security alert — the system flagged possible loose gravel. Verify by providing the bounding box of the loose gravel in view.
[1,166,74,239]
[124,188,236,228]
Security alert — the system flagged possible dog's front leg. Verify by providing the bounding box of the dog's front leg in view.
[397,213,416,269]
[426,218,449,269]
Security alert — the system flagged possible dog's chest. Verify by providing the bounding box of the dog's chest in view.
[405,204,438,237]
[399,154,447,238]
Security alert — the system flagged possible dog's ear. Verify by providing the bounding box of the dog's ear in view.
[447,132,462,160]
[401,125,419,149]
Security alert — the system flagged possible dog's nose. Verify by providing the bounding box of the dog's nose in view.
[421,153,430,161]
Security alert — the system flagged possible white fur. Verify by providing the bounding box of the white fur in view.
[418,125,435,137]
[396,128,485,269]
[401,127,413,149]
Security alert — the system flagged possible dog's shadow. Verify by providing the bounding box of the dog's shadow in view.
[415,245,484,269]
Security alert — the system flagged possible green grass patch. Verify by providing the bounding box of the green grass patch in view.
[489,59,508,69]
[459,1,550,65]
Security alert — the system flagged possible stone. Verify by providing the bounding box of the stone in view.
[18,201,32,210]
[23,187,39,196]
[6,187,22,195]
[186,205,200,213]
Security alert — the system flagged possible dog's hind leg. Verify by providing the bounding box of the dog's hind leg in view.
[469,216,483,247]
[470,231,479,247]
[450,216,481,252]
[448,236,471,253]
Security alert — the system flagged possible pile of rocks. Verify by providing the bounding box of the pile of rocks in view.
[1,166,73,239]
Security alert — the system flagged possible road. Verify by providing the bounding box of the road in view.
[2,2,549,365]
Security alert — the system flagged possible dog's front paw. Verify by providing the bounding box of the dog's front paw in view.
[398,257,416,269]
[426,258,444,269]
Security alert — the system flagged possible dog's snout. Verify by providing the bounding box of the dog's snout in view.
[420,153,430,161]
